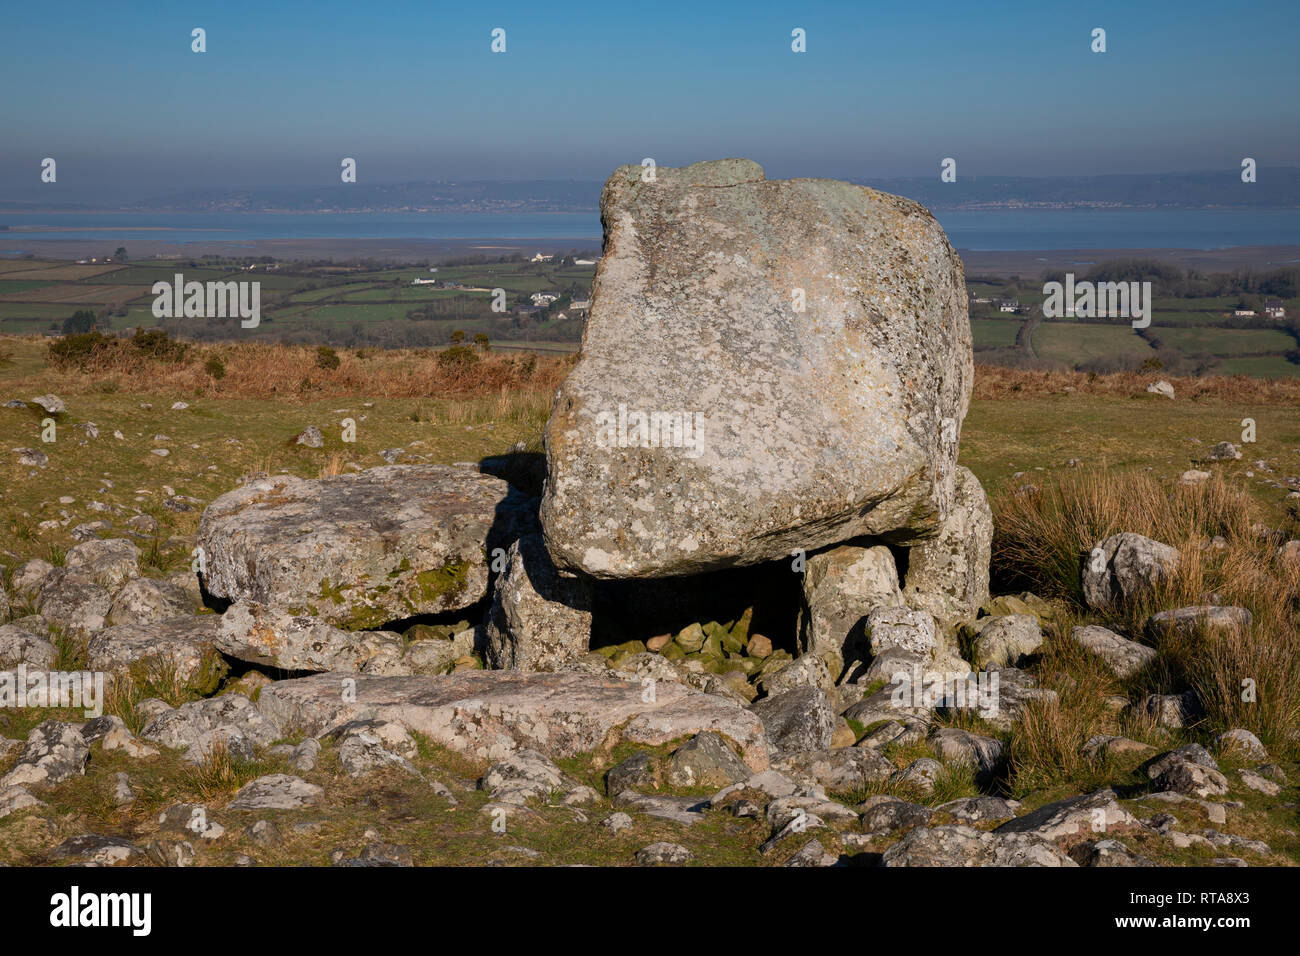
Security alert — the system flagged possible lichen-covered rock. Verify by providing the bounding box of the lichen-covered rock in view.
[1069,624,1156,678]
[64,538,140,591]
[0,720,90,789]
[0,624,56,668]
[972,614,1042,669]
[750,687,834,756]
[665,732,751,789]
[1146,605,1251,640]
[902,465,992,629]
[541,159,972,579]
[257,669,770,771]
[10,558,54,599]
[197,465,532,630]
[227,774,323,810]
[866,606,939,658]
[106,577,193,626]
[928,727,1004,778]
[797,543,902,674]
[484,532,593,671]
[1212,728,1268,762]
[776,747,894,793]
[883,825,1076,867]
[34,569,111,636]
[1135,690,1204,729]
[995,789,1140,842]
[1082,532,1179,609]
[215,601,408,674]
[87,615,227,694]
[139,693,280,761]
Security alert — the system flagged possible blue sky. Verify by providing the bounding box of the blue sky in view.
[1,0,1297,197]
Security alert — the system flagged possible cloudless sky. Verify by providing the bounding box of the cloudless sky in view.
[1,0,1296,199]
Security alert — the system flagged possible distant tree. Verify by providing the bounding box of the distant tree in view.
[473,332,491,352]
[450,329,466,344]
[62,309,96,334]
[114,247,128,261]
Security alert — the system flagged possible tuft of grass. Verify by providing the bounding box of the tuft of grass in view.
[992,470,1300,761]
[49,625,88,671]
[318,453,347,479]
[183,736,277,803]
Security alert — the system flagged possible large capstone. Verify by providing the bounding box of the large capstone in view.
[197,465,532,629]
[541,159,973,579]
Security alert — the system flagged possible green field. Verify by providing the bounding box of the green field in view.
[971,318,1022,349]
[1149,325,1296,357]
[1031,321,1154,364]
[2,257,1296,376]
[1214,355,1300,378]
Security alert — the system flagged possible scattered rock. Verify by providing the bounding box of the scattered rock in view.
[1070,624,1157,677]
[995,789,1140,842]
[1147,606,1251,640]
[883,825,1076,866]
[88,615,226,694]
[634,842,693,865]
[859,798,932,838]
[750,687,834,756]
[1070,839,1153,867]
[50,834,144,867]
[30,394,66,415]
[665,732,751,789]
[0,624,56,668]
[0,720,90,789]
[0,785,44,819]
[1082,532,1179,609]
[972,614,1042,669]
[228,774,323,811]
[106,577,193,626]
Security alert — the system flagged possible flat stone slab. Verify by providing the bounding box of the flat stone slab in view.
[197,465,533,629]
[258,670,770,771]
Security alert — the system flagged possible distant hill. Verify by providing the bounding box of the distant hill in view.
[0,169,1296,214]
[858,168,1300,210]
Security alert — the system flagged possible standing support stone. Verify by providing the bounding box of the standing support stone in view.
[485,533,593,671]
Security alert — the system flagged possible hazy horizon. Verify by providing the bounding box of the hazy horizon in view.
[2,0,1297,203]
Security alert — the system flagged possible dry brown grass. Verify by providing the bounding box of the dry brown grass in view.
[973,364,1300,403]
[12,334,573,401]
[992,469,1300,757]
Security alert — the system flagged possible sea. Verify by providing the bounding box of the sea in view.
[1,208,1299,252]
